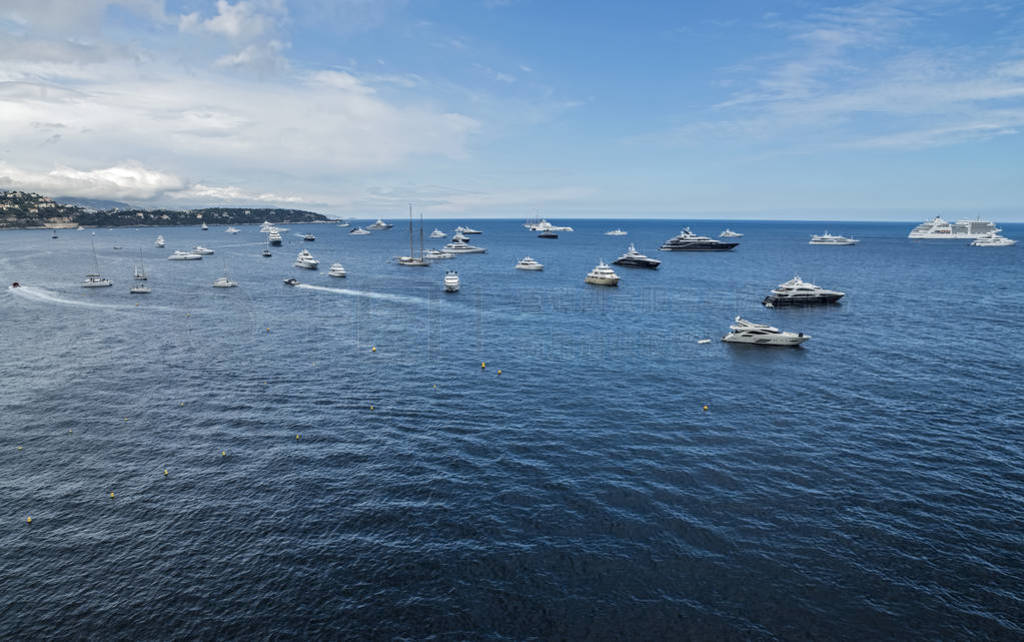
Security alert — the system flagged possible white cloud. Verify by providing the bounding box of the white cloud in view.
[179,0,282,41]
[0,162,185,200]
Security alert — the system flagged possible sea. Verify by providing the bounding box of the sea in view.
[1,220,1022,639]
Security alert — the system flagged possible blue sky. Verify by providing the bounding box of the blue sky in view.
[1,0,1023,219]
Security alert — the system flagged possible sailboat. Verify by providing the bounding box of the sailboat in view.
[82,238,113,288]
[397,204,430,266]
[130,251,151,294]
[212,260,238,288]
[262,239,272,257]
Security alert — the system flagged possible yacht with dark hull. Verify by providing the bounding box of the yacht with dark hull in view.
[659,227,738,251]
[612,243,660,269]
[762,276,844,307]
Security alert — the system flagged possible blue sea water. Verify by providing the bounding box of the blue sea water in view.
[1,219,1022,639]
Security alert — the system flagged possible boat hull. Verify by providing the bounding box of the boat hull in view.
[659,242,738,251]
[584,276,619,286]
[762,293,843,307]
[613,258,660,269]
[722,333,809,346]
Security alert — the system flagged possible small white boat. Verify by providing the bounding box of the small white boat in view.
[366,219,393,231]
[515,256,544,271]
[584,261,619,286]
[168,250,202,260]
[155,235,165,248]
[302,233,316,241]
[268,229,283,246]
[970,232,1016,247]
[454,225,482,235]
[809,232,858,245]
[336,221,350,228]
[424,249,455,260]
[82,274,113,287]
[260,221,276,233]
[444,270,460,292]
[192,245,214,255]
[225,227,240,234]
[328,263,347,277]
[294,249,319,269]
[349,227,370,236]
[722,317,809,346]
[201,222,208,230]
[130,283,151,294]
[443,232,486,254]
[429,228,446,238]
[212,276,238,288]
[605,229,627,236]
[719,229,743,238]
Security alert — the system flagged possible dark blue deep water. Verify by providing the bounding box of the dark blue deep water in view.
[2,220,1022,639]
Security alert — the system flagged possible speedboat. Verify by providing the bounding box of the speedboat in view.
[605,229,627,236]
[268,229,283,246]
[584,261,619,286]
[192,245,215,255]
[722,317,809,346]
[328,263,347,277]
[443,232,486,254]
[201,222,208,230]
[155,235,165,248]
[719,229,743,238]
[515,256,544,271]
[444,270,460,292]
[538,230,558,239]
[366,218,393,230]
[283,278,299,286]
[525,218,573,232]
[349,227,370,235]
[302,233,316,242]
[168,250,202,260]
[809,232,858,245]
[454,225,482,235]
[424,249,455,260]
[82,273,113,288]
[660,227,738,251]
[212,276,238,288]
[762,276,844,307]
[909,216,999,239]
[225,227,240,234]
[429,228,446,238]
[971,232,1016,247]
[612,243,661,269]
[294,249,319,269]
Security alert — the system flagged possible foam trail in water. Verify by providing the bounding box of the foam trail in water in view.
[9,285,146,311]
[296,283,431,306]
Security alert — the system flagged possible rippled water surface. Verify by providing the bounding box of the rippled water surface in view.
[2,220,1023,638]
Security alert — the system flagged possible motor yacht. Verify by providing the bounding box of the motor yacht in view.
[722,317,809,346]
[612,243,661,269]
[605,229,627,236]
[336,221,350,228]
[82,274,113,288]
[283,278,299,286]
[762,276,844,307]
[515,256,544,271]
[444,270,460,292]
[443,232,486,254]
[429,228,446,238]
[328,263,347,277]
[809,232,858,246]
[524,218,574,232]
[660,227,738,251]
[168,250,202,260]
[366,218,393,230]
[226,227,240,234]
[268,229,283,246]
[970,232,1017,247]
[302,233,316,241]
[212,276,238,288]
[424,249,455,260]
[155,235,165,248]
[294,249,319,269]
[349,227,370,235]
[719,229,743,238]
[538,230,558,239]
[584,261,620,286]
[454,225,482,234]
[260,221,275,233]
[192,245,215,255]
[909,216,999,239]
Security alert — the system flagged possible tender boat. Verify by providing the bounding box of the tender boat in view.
[719,229,743,238]
[970,232,1017,247]
[366,218,393,230]
[155,235,165,248]
[302,233,316,241]
[328,263,347,277]
[283,278,299,286]
[429,228,446,238]
[909,216,999,239]
[660,227,738,251]
[168,250,202,260]
[612,243,661,269]
[212,276,238,288]
[538,230,558,239]
[201,222,208,230]
[605,229,627,236]
[192,245,215,255]
[443,231,486,254]
[584,261,620,286]
[349,227,370,235]
[762,276,844,307]
[424,249,455,260]
[722,317,809,346]
[809,232,858,246]
[226,227,240,234]
[515,256,544,271]
[454,225,482,235]
[268,229,283,246]
[444,270,460,292]
[294,249,319,269]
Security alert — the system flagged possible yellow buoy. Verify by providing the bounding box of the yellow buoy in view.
[481,362,486,369]
[497,369,502,375]
[123,417,128,422]
[703,405,709,412]
[221,451,226,457]
[163,469,168,476]
[17,446,23,451]
[27,516,32,523]
[109,492,115,499]
[179,402,184,406]
[68,429,72,434]
[295,434,300,440]
[370,405,374,410]
[371,346,376,352]
[266,327,270,332]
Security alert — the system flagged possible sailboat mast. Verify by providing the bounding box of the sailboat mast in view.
[91,237,100,273]
[408,203,414,258]
[419,212,424,259]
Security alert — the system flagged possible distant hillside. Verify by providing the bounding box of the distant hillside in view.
[55,196,135,211]
[0,189,330,228]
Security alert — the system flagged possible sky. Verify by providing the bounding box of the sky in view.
[1,0,1023,220]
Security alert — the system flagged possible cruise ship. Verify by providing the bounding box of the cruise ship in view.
[659,227,738,251]
[908,216,999,239]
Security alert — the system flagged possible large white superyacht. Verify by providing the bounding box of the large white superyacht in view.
[908,216,999,239]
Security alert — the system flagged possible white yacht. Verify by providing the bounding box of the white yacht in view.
[443,231,486,254]
[584,261,620,286]
[970,232,1017,247]
[336,220,350,228]
[605,229,627,236]
[424,249,455,260]
[294,249,319,269]
[83,239,113,287]
[525,218,574,232]
[429,228,446,238]
[302,233,316,242]
[397,206,430,266]
[763,276,844,307]
[722,317,809,346]
[328,263,347,277]
[444,270,460,292]
[349,227,370,236]
[268,229,283,246]
[192,245,215,255]
[201,222,208,231]
[613,243,661,269]
[212,276,238,288]
[154,235,165,248]
[515,256,544,271]
[168,250,202,260]
[909,216,999,239]
[719,229,743,238]
[366,218,393,231]
[809,232,858,246]
[225,227,240,234]
[454,225,482,235]
[259,221,275,233]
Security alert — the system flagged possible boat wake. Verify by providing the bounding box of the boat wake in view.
[8,285,142,310]
[295,283,432,306]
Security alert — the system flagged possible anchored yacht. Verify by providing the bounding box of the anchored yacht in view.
[294,249,319,269]
[722,317,809,346]
[155,235,165,248]
[613,243,661,269]
[524,218,574,232]
[660,227,738,251]
[328,263,347,277]
[226,227,240,234]
[584,261,620,286]
[212,276,238,288]
[454,225,482,234]
[605,229,628,236]
[809,232,858,246]
[349,227,370,235]
[424,249,455,260]
[429,228,446,238]
[201,222,208,231]
[168,250,202,260]
[443,231,486,254]
[971,232,1017,247]
[366,218,393,230]
[444,270,460,292]
[515,256,544,271]
[302,233,316,242]
[192,245,215,255]
[909,216,999,239]
[260,221,275,233]
[83,239,113,287]
[268,229,283,246]
[763,276,844,307]
[719,229,743,238]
